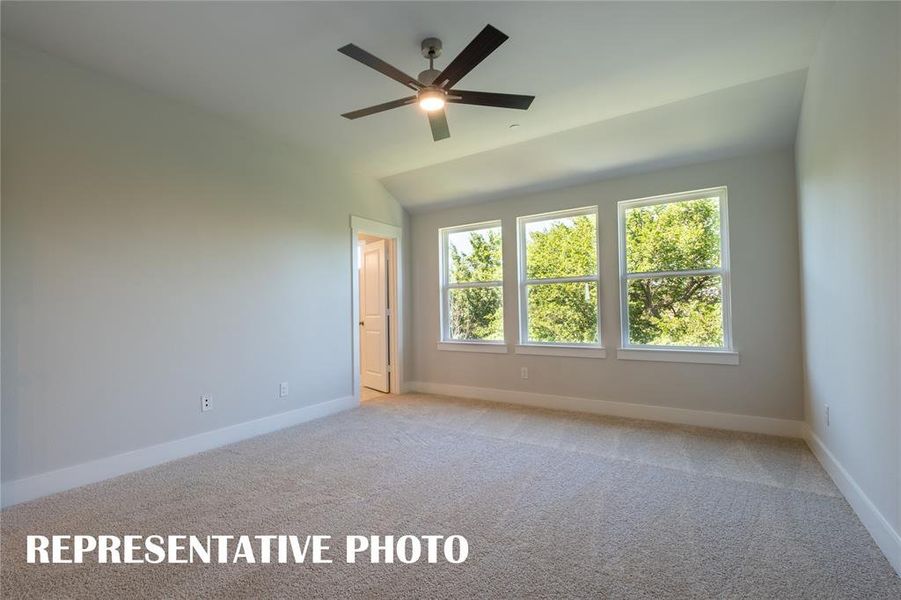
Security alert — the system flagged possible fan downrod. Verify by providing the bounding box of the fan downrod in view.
[418,38,443,85]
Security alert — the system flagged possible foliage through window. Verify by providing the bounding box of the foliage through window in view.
[518,208,600,345]
[440,222,504,341]
[619,188,731,349]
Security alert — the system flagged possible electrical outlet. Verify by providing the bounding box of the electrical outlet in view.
[279,382,289,398]
[520,367,529,380]
[201,395,212,412]
[825,404,830,427]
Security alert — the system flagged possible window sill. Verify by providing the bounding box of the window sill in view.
[437,341,508,354]
[616,347,739,365]
[514,344,607,358]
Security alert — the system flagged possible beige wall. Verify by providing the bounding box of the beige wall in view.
[796,1,900,553]
[0,40,407,483]
[409,149,804,420]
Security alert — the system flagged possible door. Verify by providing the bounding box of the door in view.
[361,239,389,392]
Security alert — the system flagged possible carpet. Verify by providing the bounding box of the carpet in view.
[2,393,898,598]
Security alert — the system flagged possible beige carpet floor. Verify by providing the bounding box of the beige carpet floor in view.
[2,393,899,599]
[361,387,388,402]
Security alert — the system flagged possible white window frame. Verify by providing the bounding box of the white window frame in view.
[616,186,737,364]
[438,220,506,351]
[516,206,605,358]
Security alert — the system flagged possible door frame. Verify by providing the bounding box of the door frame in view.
[350,216,403,402]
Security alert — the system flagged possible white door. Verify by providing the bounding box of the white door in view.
[361,239,389,392]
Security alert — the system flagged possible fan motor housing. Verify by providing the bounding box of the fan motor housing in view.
[418,69,442,86]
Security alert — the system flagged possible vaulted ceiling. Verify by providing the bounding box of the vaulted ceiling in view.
[2,1,832,210]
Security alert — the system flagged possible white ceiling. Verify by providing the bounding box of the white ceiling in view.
[2,1,832,209]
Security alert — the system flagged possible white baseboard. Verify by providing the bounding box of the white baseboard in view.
[0,395,357,509]
[803,425,901,575]
[407,381,803,437]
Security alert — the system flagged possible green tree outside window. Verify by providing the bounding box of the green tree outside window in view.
[523,213,598,344]
[447,227,503,340]
[624,196,725,347]
[443,195,727,349]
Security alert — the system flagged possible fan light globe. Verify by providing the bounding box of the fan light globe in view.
[418,89,446,112]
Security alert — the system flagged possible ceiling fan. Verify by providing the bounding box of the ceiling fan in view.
[338,24,534,141]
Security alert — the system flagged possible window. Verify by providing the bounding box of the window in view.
[618,187,733,353]
[439,221,504,344]
[517,207,601,348]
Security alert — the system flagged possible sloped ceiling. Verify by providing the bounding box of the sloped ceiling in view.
[383,70,808,210]
[1,1,831,209]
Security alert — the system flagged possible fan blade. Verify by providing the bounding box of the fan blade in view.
[428,109,450,141]
[448,90,534,110]
[432,25,508,89]
[338,44,423,90]
[341,96,416,120]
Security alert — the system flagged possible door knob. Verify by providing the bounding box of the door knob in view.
[359,321,364,326]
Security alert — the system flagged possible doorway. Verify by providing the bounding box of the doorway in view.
[351,216,403,403]
[359,234,389,398]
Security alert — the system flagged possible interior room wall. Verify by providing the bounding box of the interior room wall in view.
[795,2,900,571]
[409,148,804,422]
[0,41,407,491]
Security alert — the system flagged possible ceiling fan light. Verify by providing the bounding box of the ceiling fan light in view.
[418,90,446,112]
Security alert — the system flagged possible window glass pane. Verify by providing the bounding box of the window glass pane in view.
[625,197,721,273]
[527,282,598,344]
[447,226,502,283]
[448,286,503,341]
[627,275,724,347]
[525,213,596,279]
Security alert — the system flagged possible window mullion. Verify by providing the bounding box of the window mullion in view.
[624,268,721,279]
[446,280,503,289]
[523,275,597,285]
